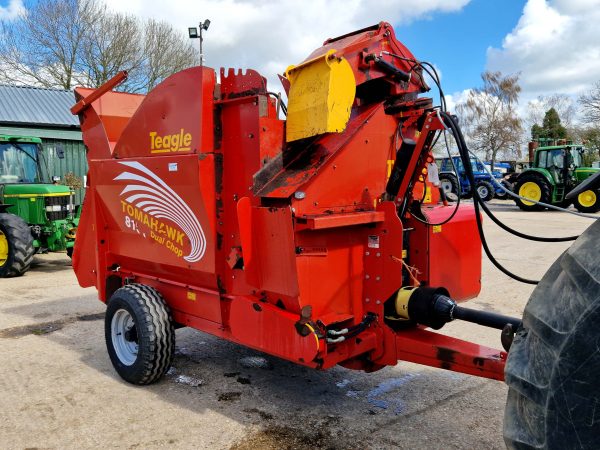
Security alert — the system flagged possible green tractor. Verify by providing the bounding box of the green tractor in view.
[0,135,78,277]
[513,143,600,212]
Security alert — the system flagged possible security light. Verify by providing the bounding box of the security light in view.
[188,27,198,39]
[202,19,211,30]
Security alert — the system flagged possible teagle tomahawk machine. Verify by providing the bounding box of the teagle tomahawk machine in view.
[71,23,600,448]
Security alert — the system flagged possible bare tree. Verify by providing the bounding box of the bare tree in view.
[142,19,197,92]
[0,0,99,89]
[579,81,600,126]
[0,0,196,93]
[78,6,144,91]
[457,71,523,169]
[527,93,576,130]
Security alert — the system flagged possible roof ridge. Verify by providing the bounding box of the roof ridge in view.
[0,84,73,93]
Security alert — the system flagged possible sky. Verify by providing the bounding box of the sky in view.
[2,0,600,119]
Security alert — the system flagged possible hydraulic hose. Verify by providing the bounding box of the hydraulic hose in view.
[441,112,539,285]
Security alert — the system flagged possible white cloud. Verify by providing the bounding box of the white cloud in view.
[0,0,24,21]
[444,89,471,113]
[487,0,600,98]
[102,0,470,92]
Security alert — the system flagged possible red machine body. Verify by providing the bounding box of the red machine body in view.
[72,23,505,380]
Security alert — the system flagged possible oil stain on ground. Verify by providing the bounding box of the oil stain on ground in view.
[0,312,104,338]
[230,424,367,450]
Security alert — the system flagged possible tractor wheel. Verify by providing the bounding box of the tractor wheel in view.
[503,219,600,449]
[105,284,175,385]
[0,213,34,278]
[573,189,600,213]
[439,173,459,196]
[514,174,551,211]
[494,180,512,200]
[475,180,495,202]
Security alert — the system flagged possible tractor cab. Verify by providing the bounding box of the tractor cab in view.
[0,135,77,275]
[0,137,43,184]
[533,145,586,187]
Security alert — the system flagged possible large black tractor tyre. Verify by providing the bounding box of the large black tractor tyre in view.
[439,173,459,196]
[105,284,175,385]
[513,173,551,211]
[504,219,600,449]
[475,180,495,202]
[572,189,600,214]
[0,213,34,278]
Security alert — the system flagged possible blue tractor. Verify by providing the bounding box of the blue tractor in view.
[437,156,506,201]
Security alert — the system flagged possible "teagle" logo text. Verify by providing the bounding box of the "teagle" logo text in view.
[149,129,192,154]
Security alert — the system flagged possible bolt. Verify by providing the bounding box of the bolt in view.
[365,298,370,303]
[376,276,381,281]
[376,252,381,257]
[365,251,370,256]
[376,300,381,305]
[365,274,370,279]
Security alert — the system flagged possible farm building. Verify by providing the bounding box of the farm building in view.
[0,85,86,204]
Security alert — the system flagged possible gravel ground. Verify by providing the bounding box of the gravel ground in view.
[0,200,596,449]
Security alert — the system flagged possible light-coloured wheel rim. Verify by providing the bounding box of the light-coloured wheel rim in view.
[0,230,8,266]
[111,309,138,366]
[578,190,597,208]
[440,179,454,193]
[519,181,541,206]
[477,185,490,198]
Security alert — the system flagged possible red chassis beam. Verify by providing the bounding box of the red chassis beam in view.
[395,328,507,381]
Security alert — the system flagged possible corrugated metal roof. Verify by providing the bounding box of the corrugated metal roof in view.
[0,85,80,128]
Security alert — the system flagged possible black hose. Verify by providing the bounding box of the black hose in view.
[442,112,539,285]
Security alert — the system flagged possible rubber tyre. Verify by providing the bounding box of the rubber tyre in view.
[105,284,175,385]
[495,180,512,200]
[475,180,495,202]
[504,219,600,449]
[439,173,459,196]
[573,189,600,214]
[514,173,551,211]
[0,213,34,278]
[66,247,73,259]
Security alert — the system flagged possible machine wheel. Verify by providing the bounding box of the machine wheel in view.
[66,247,73,259]
[0,213,34,278]
[494,180,512,200]
[439,173,459,196]
[105,284,175,385]
[475,180,495,202]
[514,174,551,211]
[503,219,600,449]
[573,189,600,213]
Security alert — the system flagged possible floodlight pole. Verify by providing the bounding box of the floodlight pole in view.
[199,27,204,67]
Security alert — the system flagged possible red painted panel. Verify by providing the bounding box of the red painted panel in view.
[114,67,215,159]
[408,204,481,300]
[229,296,320,366]
[238,203,299,298]
[90,154,216,284]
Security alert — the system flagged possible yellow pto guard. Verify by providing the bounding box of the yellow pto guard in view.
[285,49,356,142]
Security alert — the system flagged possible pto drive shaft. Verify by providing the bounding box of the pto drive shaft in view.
[391,286,521,337]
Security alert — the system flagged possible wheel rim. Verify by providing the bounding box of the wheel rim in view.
[0,230,8,266]
[518,181,541,206]
[577,190,597,208]
[477,185,489,198]
[440,180,453,193]
[111,309,139,366]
